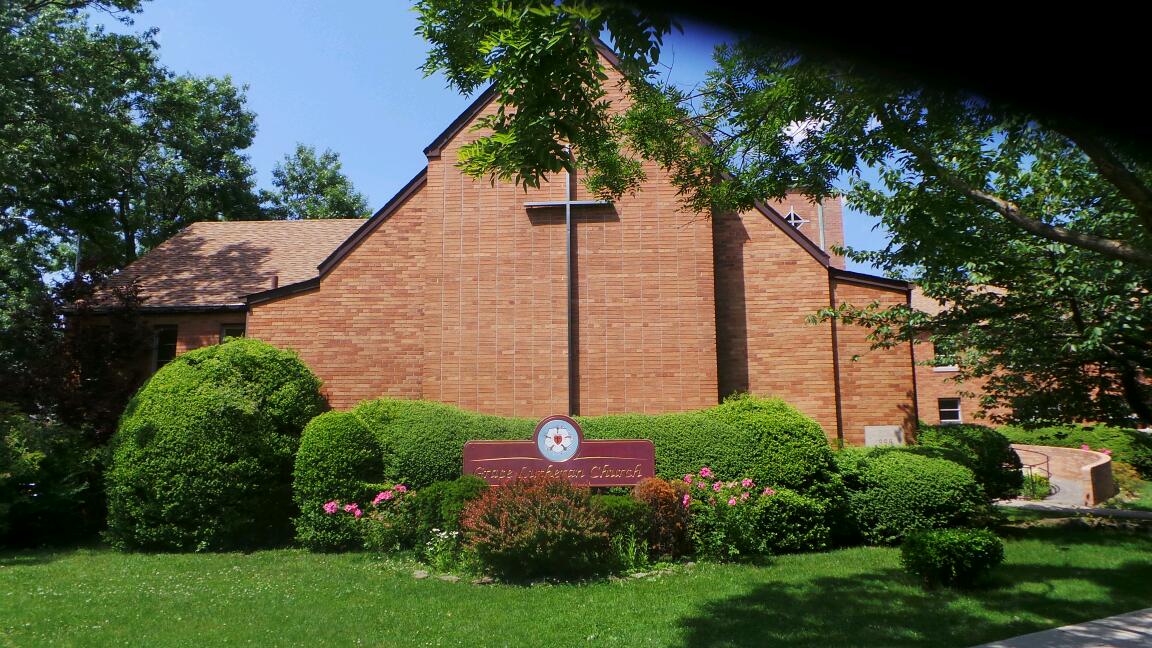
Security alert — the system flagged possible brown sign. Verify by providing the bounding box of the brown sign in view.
[463,414,655,486]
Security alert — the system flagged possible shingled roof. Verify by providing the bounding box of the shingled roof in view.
[104,219,365,310]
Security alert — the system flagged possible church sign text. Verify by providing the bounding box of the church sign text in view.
[463,415,655,486]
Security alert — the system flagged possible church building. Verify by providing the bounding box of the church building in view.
[107,48,929,447]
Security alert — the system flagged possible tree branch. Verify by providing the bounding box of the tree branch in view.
[1054,125,1152,236]
[874,106,1152,266]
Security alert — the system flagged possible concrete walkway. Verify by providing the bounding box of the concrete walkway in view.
[973,608,1152,647]
[996,500,1152,520]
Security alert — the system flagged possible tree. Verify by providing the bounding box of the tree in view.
[415,1,1152,424]
[1,2,260,435]
[262,144,370,219]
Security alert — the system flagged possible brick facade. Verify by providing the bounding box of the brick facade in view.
[123,49,921,445]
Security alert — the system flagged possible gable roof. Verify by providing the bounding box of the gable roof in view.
[104,219,364,311]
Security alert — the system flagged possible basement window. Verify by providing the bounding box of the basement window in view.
[220,323,246,342]
[938,398,962,425]
[153,325,178,372]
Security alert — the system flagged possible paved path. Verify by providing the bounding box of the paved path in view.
[972,608,1152,647]
[996,500,1152,520]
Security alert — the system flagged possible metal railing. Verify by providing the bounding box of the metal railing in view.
[1012,447,1053,500]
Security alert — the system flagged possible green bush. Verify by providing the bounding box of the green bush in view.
[917,424,1024,500]
[461,476,612,581]
[751,488,830,555]
[583,395,841,501]
[105,338,326,551]
[1,406,103,547]
[591,494,651,539]
[845,449,986,544]
[405,475,489,549]
[901,528,1004,588]
[293,411,384,551]
[293,395,842,518]
[999,424,1152,479]
[352,400,533,488]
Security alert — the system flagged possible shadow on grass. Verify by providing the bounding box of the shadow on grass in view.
[676,542,1152,647]
[0,550,65,567]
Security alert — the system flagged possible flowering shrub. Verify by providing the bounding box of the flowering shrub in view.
[632,478,690,557]
[686,468,769,561]
[424,528,462,572]
[323,483,412,552]
[460,475,612,580]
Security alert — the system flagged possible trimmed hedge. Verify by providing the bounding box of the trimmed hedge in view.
[998,424,1152,479]
[840,448,986,545]
[917,424,1023,500]
[292,395,844,551]
[106,339,326,551]
[901,528,1004,588]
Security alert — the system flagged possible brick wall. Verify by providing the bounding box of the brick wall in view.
[832,280,918,445]
[910,288,1002,425]
[713,207,840,440]
[764,192,845,269]
[248,188,427,409]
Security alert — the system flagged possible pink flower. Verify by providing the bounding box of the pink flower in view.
[741,478,754,488]
[682,494,691,508]
[683,474,693,483]
[762,487,776,496]
[712,481,723,492]
[727,498,737,506]
[394,484,408,494]
[372,491,388,506]
[699,467,713,478]
[382,490,394,501]
[343,503,358,513]
[741,492,750,500]
[696,481,707,490]
[1101,448,1112,455]
[323,500,339,515]
[353,507,363,519]
[1081,444,1091,451]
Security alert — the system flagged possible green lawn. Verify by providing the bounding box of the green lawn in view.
[2,523,1151,647]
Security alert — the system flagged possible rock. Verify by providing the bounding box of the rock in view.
[629,572,649,579]
[437,574,461,583]
[412,570,429,579]
[471,577,495,586]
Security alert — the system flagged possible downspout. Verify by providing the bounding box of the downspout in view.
[828,276,845,448]
[817,201,826,251]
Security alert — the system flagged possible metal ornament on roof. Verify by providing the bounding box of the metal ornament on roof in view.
[784,206,809,230]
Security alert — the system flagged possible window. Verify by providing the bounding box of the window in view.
[153,325,178,372]
[220,323,246,342]
[930,337,959,372]
[938,398,962,424]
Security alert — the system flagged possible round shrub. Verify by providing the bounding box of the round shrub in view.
[704,395,844,501]
[293,411,384,551]
[461,476,612,581]
[917,424,1023,500]
[751,488,830,555]
[901,528,1004,588]
[352,400,533,488]
[847,449,986,545]
[632,477,691,557]
[105,338,326,551]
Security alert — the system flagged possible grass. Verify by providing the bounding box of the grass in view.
[1103,478,1152,512]
[2,524,1151,647]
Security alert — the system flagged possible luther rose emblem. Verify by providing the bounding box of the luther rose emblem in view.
[534,415,581,462]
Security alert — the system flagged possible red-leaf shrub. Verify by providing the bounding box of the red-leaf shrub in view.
[632,477,691,557]
[460,475,612,580]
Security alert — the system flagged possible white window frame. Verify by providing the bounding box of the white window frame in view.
[938,397,962,425]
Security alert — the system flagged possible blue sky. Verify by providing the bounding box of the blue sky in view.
[96,0,887,272]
